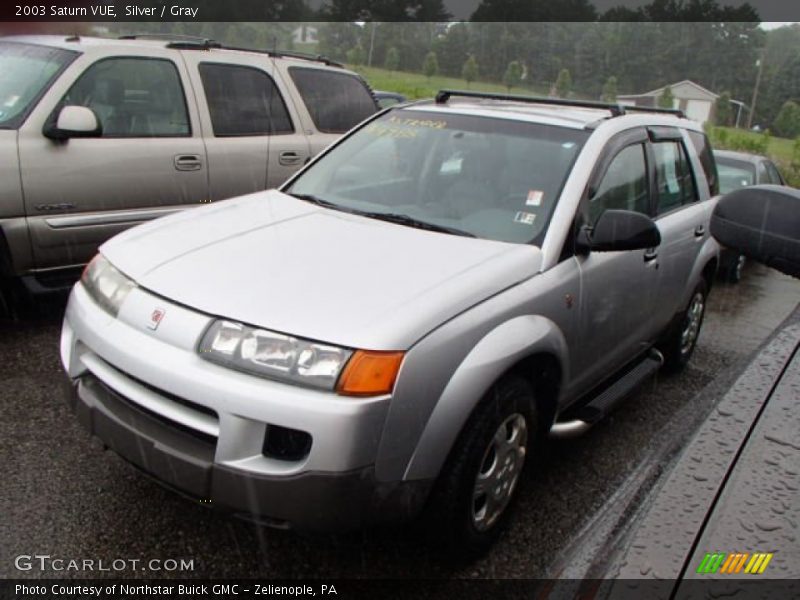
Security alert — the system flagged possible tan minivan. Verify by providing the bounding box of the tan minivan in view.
[0,34,377,315]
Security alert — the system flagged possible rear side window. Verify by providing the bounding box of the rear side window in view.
[199,63,293,137]
[653,141,698,215]
[60,57,190,137]
[765,161,784,185]
[589,144,649,224]
[688,131,719,196]
[289,67,377,133]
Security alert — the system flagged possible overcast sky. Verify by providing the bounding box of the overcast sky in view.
[442,0,800,21]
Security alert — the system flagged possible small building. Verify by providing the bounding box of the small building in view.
[291,26,318,45]
[618,80,743,126]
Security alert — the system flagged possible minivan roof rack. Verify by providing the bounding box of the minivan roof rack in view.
[142,37,345,68]
[434,89,685,119]
[119,33,216,44]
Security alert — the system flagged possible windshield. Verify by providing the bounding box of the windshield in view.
[285,109,588,245]
[0,42,77,129]
[716,157,756,194]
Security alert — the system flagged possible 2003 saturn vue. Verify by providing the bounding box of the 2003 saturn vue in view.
[61,91,720,552]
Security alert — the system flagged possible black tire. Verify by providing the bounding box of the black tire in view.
[0,279,15,321]
[659,279,708,373]
[422,375,537,556]
[724,254,746,284]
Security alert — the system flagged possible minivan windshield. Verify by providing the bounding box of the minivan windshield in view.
[285,109,588,245]
[0,42,77,129]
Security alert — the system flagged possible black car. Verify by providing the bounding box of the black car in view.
[714,150,788,283]
[373,90,407,109]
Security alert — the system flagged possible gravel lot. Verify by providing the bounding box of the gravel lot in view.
[1,263,798,580]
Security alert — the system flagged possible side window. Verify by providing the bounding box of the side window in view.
[765,161,784,185]
[198,63,293,137]
[60,57,190,137]
[289,67,377,133]
[688,130,719,196]
[653,141,698,215]
[589,144,649,224]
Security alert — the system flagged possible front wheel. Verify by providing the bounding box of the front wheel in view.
[422,375,537,556]
[659,280,708,372]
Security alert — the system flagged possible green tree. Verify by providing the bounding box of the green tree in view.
[715,91,734,126]
[462,54,479,87]
[601,76,618,102]
[384,46,400,72]
[423,50,439,80]
[773,101,800,138]
[503,60,523,91]
[346,44,366,66]
[555,68,572,98]
[658,85,675,109]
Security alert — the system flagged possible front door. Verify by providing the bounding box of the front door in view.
[18,52,207,270]
[572,131,660,394]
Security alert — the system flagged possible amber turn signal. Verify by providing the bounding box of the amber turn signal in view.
[337,350,405,396]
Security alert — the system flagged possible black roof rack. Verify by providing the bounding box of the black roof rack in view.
[434,89,685,119]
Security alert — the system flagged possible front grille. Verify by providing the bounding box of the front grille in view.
[86,372,218,446]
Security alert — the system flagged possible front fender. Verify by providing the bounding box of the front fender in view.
[399,315,568,482]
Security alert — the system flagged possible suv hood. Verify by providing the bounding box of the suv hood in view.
[102,191,542,350]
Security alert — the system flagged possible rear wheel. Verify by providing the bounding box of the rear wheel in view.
[423,375,537,556]
[659,280,708,372]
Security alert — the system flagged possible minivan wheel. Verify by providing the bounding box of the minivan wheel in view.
[423,375,537,556]
[659,280,708,373]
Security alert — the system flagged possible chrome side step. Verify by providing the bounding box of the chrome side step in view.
[550,348,664,439]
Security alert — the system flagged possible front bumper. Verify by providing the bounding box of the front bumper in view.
[61,283,431,531]
[64,375,430,531]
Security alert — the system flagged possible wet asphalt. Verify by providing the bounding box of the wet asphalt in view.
[1,263,798,580]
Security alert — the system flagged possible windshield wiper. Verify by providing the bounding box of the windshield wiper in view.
[358,211,476,238]
[287,192,345,210]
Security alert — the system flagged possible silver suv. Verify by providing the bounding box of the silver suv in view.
[60,90,720,553]
[0,34,377,314]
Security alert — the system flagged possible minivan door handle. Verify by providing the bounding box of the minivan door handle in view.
[279,151,303,166]
[644,247,659,262]
[174,154,203,171]
[694,224,705,238]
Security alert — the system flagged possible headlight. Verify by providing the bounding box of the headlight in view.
[81,254,136,317]
[199,320,405,395]
[199,320,354,391]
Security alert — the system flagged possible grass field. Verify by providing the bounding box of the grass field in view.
[352,65,551,100]
[712,126,796,164]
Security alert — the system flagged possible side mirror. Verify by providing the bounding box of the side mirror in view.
[711,185,800,278]
[44,106,102,141]
[586,209,661,252]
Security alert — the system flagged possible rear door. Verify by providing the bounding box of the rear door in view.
[279,65,378,158]
[648,127,709,324]
[181,52,311,198]
[18,48,207,270]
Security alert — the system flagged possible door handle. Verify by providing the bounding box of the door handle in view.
[279,151,303,166]
[174,154,202,171]
[644,247,659,262]
[694,224,705,238]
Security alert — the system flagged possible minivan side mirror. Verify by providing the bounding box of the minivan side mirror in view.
[583,209,661,253]
[44,106,102,141]
[711,185,800,278]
